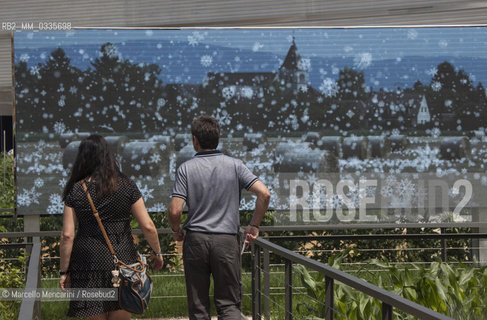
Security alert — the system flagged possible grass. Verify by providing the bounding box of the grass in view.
[40,265,319,319]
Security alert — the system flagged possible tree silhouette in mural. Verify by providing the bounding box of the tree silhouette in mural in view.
[15,45,487,136]
[16,43,166,135]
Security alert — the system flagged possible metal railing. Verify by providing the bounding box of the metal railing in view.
[250,236,454,320]
[1,227,481,319]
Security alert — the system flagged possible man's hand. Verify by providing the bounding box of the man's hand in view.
[173,227,185,241]
[150,253,164,271]
[243,225,259,250]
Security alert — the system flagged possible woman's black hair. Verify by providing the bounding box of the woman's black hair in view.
[63,134,122,200]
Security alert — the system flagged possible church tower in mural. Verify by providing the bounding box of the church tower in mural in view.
[278,37,309,92]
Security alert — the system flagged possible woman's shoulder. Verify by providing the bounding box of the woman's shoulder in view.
[115,175,142,203]
[68,180,83,194]
[116,175,139,190]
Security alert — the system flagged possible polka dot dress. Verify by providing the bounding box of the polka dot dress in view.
[64,176,142,318]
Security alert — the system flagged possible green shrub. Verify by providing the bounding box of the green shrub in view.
[295,252,487,320]
[0,152,15,208]
[0,251,28,319]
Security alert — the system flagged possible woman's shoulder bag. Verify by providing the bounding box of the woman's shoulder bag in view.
[81,180,153,314]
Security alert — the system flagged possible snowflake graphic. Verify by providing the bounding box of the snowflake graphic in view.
[211,108,232,126]
[187,31,205,46]
[17,191,32,207]
[29,188,41,205]
[354,52,372,69]
[102,43,119,59]
[188,35,199,46]
[59,178,67,188]
[200,55,213,67]
[148,203,166,212]
[158,176,165,185]
[398,178,416,199]
[431,81,442,92]
[345,187,360,208]
[53,121,66,135]
[149,153,161,164]
[222,86,236,100]
[47,194,64,215]
[19,53,30,62]
[157,98,166,108]
[58,96,66,107]
[69,86,78,94]
[380,185,394,198]
[137,183,154,200]
[252,42,264,52]
[297,58,311,71]
[326,193,344,209]
[34,178,44,188]
[430,127,441,138]
[426,67,437,77]
[30,66,40,76]
[438,39,448,48]
[407,29,418,40]
[319,78,338,97]
[240,87,253,99]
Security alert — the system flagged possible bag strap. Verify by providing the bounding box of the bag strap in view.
[81,179,119,264]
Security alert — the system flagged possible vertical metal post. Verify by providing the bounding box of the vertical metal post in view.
[440,227,447,262]
[263,248,270,320]
[251,243,261,319]
[284,259,292,320]
[471,207,480,262]
[3,130,5,184]
[382,302,393,320]
[24,215,40,244]
[478,207,487,264]
[18,242,41,320]
[325,275,334,320]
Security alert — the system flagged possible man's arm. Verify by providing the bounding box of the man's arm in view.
[244,180,271,245]
[168,196,186,241]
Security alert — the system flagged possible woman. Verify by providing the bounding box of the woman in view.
[59,135,164,320]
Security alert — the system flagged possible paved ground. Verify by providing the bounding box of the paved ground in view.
[140,317,251,320]
[138,316,252,320]
[137,316,252,320]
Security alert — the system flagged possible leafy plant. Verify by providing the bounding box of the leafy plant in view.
[295,250,381,320]
[0,251,28,319]
[371,258,487,320]
[295,252,487,320]
[0,152,15,208]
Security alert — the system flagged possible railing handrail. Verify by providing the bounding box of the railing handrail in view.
[1,221,485,238]
[253,236,453,320]
[258,222,487,231]
[0,228,175,238]
[265,233,487,241]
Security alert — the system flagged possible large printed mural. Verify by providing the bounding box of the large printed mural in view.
[14,28,487,223]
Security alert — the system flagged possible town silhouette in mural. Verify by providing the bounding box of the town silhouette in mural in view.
[15,36,487,137]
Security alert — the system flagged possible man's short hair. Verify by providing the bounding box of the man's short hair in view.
[191,115,220,149]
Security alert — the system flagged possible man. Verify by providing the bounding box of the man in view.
[168,115,270,320]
